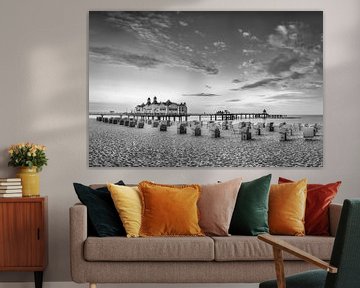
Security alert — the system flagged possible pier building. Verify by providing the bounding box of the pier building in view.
[135,97,187,115]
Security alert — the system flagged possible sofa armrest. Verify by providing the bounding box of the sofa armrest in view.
[329,203,342,237]
[69,203,88,283]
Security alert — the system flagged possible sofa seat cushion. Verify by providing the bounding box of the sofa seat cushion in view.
[212,236,334,261]
[84,236,214,261]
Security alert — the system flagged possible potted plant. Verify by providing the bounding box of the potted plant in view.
[8,143,48,197]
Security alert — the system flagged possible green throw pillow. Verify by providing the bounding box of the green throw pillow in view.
[229,174,272,236]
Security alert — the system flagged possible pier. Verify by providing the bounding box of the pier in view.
[89,111,287,122]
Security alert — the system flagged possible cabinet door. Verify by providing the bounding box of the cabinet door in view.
[0,202,44,268]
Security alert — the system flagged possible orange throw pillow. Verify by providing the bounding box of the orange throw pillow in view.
[138,181,204,237]
[278,177,341,236]
[269,179,307,236]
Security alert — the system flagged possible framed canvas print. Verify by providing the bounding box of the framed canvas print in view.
[89,11,323,167]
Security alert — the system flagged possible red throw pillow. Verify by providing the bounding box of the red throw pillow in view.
[278,177,341,236]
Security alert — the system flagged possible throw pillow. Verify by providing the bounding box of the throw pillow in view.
[229,174,272,236]
[198,178,242,236]
[279,177,341,236]
[269,179,307,236]
[73,181,126,237]
[107,183,142,238]
[138,181,203,237]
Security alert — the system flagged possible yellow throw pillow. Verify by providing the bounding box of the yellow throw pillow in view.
[107,183,142,238]
[138,181,204,237]
[269,179,307,236]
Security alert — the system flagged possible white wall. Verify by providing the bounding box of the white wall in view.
[0,0,359,282]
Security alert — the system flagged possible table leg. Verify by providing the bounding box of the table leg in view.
[34,271,43,288]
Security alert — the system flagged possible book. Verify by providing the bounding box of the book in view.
[0,189,22,193]
[0,186,22,190]
[0,182,22,186]
[0,193,22,198]
[0,178,21,182]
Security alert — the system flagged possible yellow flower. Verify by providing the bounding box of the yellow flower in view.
[8,149,13,155]
[27,152,32,157]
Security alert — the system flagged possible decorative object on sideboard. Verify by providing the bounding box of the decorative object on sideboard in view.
[8,143,48,197]
[0,178,22,197]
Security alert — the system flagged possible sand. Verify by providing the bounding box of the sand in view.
[88,119,323,167]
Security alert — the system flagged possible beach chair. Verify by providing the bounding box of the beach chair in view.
[159,121,167,131]
[209,123,221,138]
[190,121,201,136]
[177,123,187,134]
[152,121,159,128]
[266,122,275,132]
[129,120,136,127]
[137,121,144,128]
[303,127,316,139]
[240,127,252,140]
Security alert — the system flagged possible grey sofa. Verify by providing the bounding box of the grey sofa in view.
[70,202,342,288]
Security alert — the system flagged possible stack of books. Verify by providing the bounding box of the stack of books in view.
[0,178,22,197]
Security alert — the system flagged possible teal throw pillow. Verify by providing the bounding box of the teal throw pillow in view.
[229,174,272,236]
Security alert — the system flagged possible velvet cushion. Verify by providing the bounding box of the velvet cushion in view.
[279,177,341,236]
[198,178,242,236]
[260,269,327,288]
[138,181,203,237]
[229,174,272,236]
[269,179,307,236]
[107,184,142,238]
[73,181,126,237]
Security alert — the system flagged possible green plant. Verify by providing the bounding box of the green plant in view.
[8,142,48,172]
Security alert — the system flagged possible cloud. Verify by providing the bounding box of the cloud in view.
[103,12,220,75]
[89,46,163,68]
[268,54,299,74]
[232,79,242,84]
[265,92,309,101]
[213,41,227,50]
[226,99,242,102]
[276,25,288,36]
[243,49,259,55]
[179,20,188,26]
[289,71,305,79]
[241,59,256,68]
[301,82,323,89]
[182,93,220,97]
[241,77,283,89]
[190,60,219,75]
[267,22,323,64]
[194,30,205,37]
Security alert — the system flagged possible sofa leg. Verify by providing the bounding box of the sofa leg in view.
[89,283,96,288]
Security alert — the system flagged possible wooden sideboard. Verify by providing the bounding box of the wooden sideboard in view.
[0,197,47,288]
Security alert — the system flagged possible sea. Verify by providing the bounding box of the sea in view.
[89,102,323,125]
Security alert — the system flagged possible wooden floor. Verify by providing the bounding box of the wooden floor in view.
[0,283,259,288]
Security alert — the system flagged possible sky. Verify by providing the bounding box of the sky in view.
[89,11,323,115]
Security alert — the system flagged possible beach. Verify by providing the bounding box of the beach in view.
[89,119,323,167]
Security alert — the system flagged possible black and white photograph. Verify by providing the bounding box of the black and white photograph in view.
[89,11,323,167]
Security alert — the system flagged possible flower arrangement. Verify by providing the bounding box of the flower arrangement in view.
[8,143,48,172]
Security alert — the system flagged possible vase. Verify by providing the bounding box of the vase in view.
[16,167,40,197]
